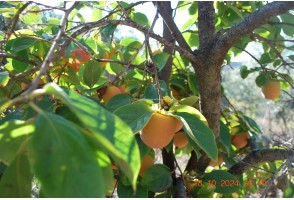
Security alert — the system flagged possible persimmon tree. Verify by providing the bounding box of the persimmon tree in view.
[0,1,293,198]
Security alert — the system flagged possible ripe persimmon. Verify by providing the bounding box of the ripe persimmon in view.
[102,86,122,103]
[209,155,223,166]
[170,88,180,99]
[67,62,81,72]
[140,112,182,149]
[185,179,200,192]
[71,48,90,64]
[119,84,130,94]
[231,132,249,148]
[101,52,110,67]
[139,154,154,176]
[174,118,183,132]
[174,131,188,148]
[261,80,280,100]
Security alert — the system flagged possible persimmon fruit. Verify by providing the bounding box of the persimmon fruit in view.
[68,62,81,72]
[185,179,200,192]
[139,154,154,176]
[171,88,180,99]
[209,155,223,166]
[119,84,130,94]
[231,132,249,148]
[71,48,90,64]
[174,118,183,132]
[140,112,182,149]
[174,131,188,148]
[101,52,110,67]
[102,86,122,103]
[261,80,280,100]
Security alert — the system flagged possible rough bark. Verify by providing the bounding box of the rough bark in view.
[228,149,294,176]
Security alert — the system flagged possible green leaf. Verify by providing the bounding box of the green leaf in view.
[279,73,294,84]
[281,13,294,37]
[260,53,272,64]
[30,113,105,197]
[288,55,294,62]
[0,120,33,165]
[47,17,60,25]
[188,72,199,95]
[114,102,153,133]
[96,149,114,196]
[83,60,104,88]
[202,170,241,194]
[183,31,199,47]
[170,105,218,161]
[131,12,150,29]
[0,152,32,197]
[283,182,294,198]
[153,52,170,72]
[188,1,198,15]
[100,24,117,36]
[219,121,231,154]
[19,6,42,25]
[43,83,140,189]
[11,50,29,72]
[143,81,168,103]
[255,72,271,87]
[10,37,36,53]
[135,134,151,158]
[0,71,9,87]
[141,164,172,192]
[240,66,249,79]
[120,38,142,49]
[179,96,198,106]
[90,9,102,22]
[66,67,80,85]
[117,181,148,198]
[243,115,262,134]
[181,19,196,31]
[105,94,132,113]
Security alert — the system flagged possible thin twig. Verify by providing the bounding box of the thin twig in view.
[260,160,287,198]
[117,1,130,19]
[24,2,79,95]
[233,46,264,68]
[145,4,163,107]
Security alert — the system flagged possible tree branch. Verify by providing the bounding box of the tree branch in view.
[156,1,193,54]
[228,148,294,177]
[198,2,215,49]
[24,2,79,94]
[220,1,294,49]
[71,20,202,64]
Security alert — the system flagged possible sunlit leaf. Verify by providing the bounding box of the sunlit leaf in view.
[43,83,140,189]
[30,113,105,197]
[0,71,9,87]
[0,120,33,165]
[170,105,218,161]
